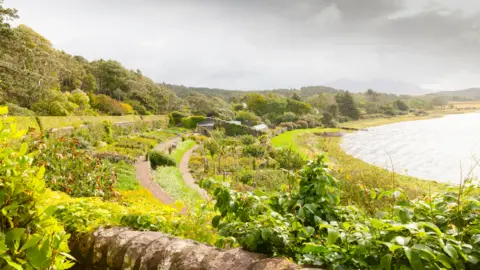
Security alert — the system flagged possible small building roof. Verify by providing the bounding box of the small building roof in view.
[252,123,268,131]
[197,120,215,127]
[228,120,242,125]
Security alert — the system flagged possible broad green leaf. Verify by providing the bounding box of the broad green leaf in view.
[18,143,28,156]
[298,207,306,219]
[19,234,42,252]
[467,255,479,264]
[212,215,221,228]
[313,215,322,225]
[395,236,411,246]
[26,247,50,269]
[399,208,412,224]
[305,226,315,237]
[413,244,435,260]
[383,242,402,253]
[6,228,26,251]
[327,228,339,246]
[404,247,424,270]
[472,234,480,245]
[36,166,45,180]
[443,244,458,260]
[380,254,392,270]
[1,255,22,270]
[419,222,442,236]
[435,254,452,268]
[261,228,272,240]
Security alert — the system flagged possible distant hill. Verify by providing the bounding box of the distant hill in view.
[426,88,480,100]
[326,79,429,95]
[161,84,340,100]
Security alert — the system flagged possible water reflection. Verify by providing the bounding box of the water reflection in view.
[341,112,480,184]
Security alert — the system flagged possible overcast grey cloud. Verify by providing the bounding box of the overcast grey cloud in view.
[5,0,480,91]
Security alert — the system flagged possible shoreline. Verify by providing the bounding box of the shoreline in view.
[271,110,480,199]
[339,110,480,186]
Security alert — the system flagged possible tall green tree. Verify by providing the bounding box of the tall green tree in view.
[335,91,360,120]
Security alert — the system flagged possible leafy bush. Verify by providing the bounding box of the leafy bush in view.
[203,156,480,269]
[91,94,131,115]
[4,102,36,116]
[272,147,306,171]
[32,135,118,198]
[238,169,255,185]
[243,144,266,158]
[169,111,189,126]
[181,115,206,129]
[239,135,257,145]
[295,120,309,129]
[278,122,295,131]
[321,111,337,128]
[276,112,298,124]
[148,150,176,168]
[235,111,260,126]
[0,111,73,269]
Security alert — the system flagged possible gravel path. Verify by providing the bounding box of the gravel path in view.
[135,137,180,204]
[178,145,209,200]
[135,136,209,205]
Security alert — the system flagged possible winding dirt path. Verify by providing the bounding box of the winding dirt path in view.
[178,145,209,200]
[135,136,209,205]
[135,137,180,204]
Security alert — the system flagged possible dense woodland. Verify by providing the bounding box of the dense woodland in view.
[1,2,480,269]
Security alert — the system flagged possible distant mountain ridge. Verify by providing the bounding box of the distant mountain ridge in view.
[427,88,480,100]
[162,82,480,101]
[325,79,430,95]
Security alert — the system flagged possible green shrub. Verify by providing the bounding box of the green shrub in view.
[238,169,255,185]
[148,150,176,168]
[235,110,260,126]
[180,115,206,129]
[272,147,306,170]
[321,111,337,128]
[239,135,257,145]
[203,156,480,269]
[4,102,36,116]
[295,120,309,129]
[169,111,189,126]
[278,121,295,131]
[0,110,73,269]
[32,135,118,199]
[243,144,266,158]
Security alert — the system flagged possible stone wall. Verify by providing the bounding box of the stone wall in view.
[70,227,301,270]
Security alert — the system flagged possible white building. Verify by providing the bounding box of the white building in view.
[252,123,268,133]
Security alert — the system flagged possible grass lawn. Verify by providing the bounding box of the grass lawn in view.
[171,140,196,164]
[113,161,140,191]
[152,166,202,205]
[271,128,339,158]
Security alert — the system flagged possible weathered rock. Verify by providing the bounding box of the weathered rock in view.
[106,230,144,269]
[71,227,303,270]
[249,258,300,270]
[121,232,162,270]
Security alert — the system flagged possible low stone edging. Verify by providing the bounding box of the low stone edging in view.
[70,227,301,270]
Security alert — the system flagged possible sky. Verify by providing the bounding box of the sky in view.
[5,0,480,91]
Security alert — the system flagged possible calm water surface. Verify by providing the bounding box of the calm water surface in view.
[341,112,480,184]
